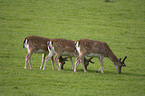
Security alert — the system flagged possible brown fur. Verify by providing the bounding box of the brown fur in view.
[51,39,75,54]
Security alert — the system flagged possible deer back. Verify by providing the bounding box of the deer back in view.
[51,39,75,53]
[24,36,50,53]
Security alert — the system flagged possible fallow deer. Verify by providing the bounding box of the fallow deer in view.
[43,39,94,70]
[74,39,127,74]
[23,36,68,70]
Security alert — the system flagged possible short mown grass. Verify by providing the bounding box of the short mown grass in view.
[0,0,145,96]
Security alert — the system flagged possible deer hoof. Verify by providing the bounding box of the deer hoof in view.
[84,70,87,72]
[96,71,99,73]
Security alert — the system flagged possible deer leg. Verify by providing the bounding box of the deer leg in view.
[58,57,64,70]
[40,54,46,70]
[76,56,81,67]
[58,57,62,70]
[81,56,87,72]
[28,58,32,69]
[97,55,104,73]
[74,57,79,72]
[43,51,54,70]
[69,57,74,70]
[25,50,33,69]
[25,55,28,69]
[51,56,55,70]
[54,54,61,70]
[58,61,62,70]
[74,55,81,72]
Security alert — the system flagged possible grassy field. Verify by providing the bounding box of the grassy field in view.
[0,0,145,96]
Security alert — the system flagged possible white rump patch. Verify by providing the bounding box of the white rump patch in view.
[25,39,30,53]
[48,41,55,54]
[75,42,81,55]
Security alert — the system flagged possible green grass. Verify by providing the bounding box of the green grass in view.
[0,0,145,96]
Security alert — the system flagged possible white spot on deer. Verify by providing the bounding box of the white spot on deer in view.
[36,49,46,53]
[62,51,73,56]
[87,53,101,57]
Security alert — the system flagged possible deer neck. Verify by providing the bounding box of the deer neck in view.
[108,52,119,65]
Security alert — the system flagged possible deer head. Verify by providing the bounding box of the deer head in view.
[116,56,127,74]
[84,57,94,70]
[59,56,69,69]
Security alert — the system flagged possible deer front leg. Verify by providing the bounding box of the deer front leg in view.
[40,54,46,70]
[81,56,87,72]
[96,55,104,73]
[69,57,74,70]
[25,50,33,69]
[54,54,61,70]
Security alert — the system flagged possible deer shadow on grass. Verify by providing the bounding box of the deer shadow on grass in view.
[62,68,145,78]
[88,69,145,77]
[122,72,145,77]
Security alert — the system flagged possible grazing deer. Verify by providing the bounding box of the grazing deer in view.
[74,39,127,74]
[23,36,68,70]
[43,39,94,70]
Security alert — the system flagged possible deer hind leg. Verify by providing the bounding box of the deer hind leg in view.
[74,56,80,72]
[40,54,46,70]
[25,50,34,69]
[74,54,84,72]
[25,55,28,69]
[43,51,54,70]
[96,55,104,73]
